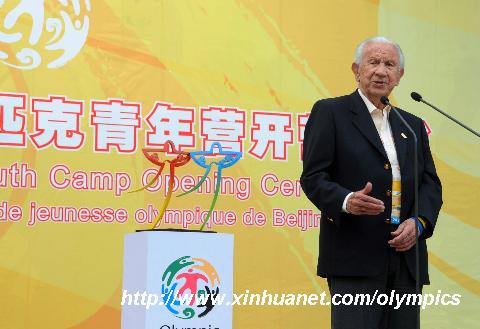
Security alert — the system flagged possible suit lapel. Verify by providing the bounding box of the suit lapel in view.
[349,91,388,160]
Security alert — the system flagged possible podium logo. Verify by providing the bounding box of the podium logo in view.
[161,256,220,319]
[0,0,91,69]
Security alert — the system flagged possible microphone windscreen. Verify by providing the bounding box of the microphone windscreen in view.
[411,92,422,102]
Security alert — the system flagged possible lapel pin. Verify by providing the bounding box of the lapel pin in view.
[401,133,407,139]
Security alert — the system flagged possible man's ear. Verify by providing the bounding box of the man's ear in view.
[395,68,405,85]
[351,63,359,81]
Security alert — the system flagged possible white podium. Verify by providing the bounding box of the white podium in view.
[121,229,234,329]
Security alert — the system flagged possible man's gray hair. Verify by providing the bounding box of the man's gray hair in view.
[354,36,405,69]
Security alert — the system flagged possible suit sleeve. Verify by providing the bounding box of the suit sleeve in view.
[300,100,351,225]
[417,120,443,239]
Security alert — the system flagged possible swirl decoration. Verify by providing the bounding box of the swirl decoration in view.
[4,0,45,45]
[1,48,41,69]
[0,0,91,70]
[45,18,63,44]
[0,0,44,69]
[45,1,90,68]
[180,308,195,320]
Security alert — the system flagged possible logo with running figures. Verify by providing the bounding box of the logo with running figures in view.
[0,0,91,69]
[161,256,220,319]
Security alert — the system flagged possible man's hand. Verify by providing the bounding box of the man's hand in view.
[346,182,385,215]
[388,218,419,252]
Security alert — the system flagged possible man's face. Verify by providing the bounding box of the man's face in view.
[352,42,404,101]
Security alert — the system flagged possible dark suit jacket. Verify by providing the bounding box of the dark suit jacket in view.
[300,90,442,284]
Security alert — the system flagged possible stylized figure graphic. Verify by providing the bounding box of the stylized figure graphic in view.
[161,255,194,286]
[177,142,242,230]
[176,269,208,306]
[161,282,181,315]
[130,140,190,229]
[193,257,220,286]
[198,285,220,318]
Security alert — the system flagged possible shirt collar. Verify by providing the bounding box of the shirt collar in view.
[357,88,390,115]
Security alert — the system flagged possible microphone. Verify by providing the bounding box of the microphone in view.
[381,96,421,327]
[411,91,479,138]
[380,96,391,107]
[411,92,422,102]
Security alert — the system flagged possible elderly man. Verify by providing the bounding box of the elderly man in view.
[300,36,442,329]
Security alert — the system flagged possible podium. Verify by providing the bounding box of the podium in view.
[121,229,234,329]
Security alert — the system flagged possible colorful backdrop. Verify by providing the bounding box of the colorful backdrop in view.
[0,1,478,328]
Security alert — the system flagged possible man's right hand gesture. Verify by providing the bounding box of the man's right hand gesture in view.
[346,182,385,215]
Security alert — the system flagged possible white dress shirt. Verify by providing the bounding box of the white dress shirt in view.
[342,89,401,222]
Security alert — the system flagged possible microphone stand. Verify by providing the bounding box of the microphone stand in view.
[382,97,420,329]
[411,92,480,138]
